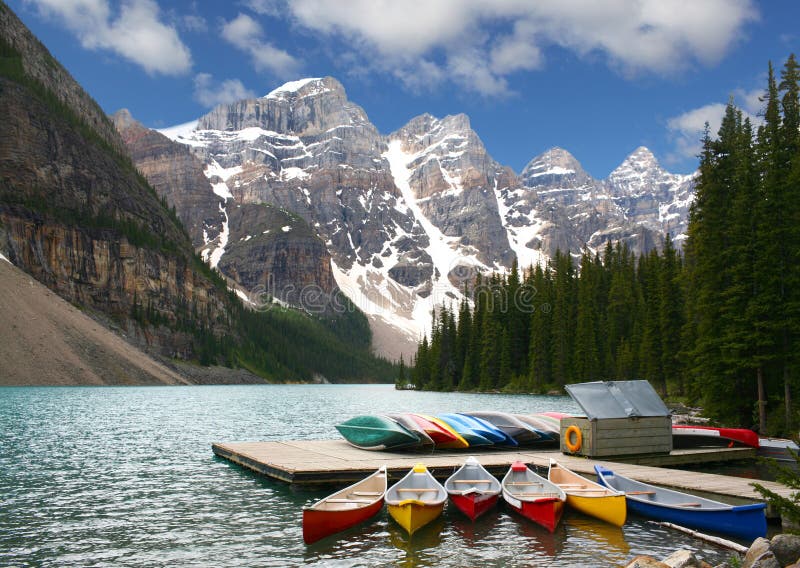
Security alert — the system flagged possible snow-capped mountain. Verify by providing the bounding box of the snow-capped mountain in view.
[144,76,695,359]
[604,146,695,245]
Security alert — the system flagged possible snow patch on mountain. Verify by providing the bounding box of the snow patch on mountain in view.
[157,119,198,143]
[265,77,324,98]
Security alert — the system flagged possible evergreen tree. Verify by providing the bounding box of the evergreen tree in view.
[550,251,576,385]
[574,251,600,381]
[659,234,684,395]
[528,264,553,391]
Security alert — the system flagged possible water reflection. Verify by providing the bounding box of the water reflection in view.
[448,508,500,544]
[506,511,565,557]
[388,516,446,567]
[564,514,630,565]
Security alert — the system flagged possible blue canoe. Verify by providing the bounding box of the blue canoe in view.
[456,413,518,446]
[436,414,494,447]
[595,465,766,541]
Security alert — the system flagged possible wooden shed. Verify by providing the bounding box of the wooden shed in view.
[560,380,672,458]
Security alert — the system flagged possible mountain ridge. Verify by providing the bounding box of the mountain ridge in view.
[150,75,695,359]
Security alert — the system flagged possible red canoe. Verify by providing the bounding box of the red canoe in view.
[302,466,387,544]
[444,457,502,520]
[408,413,462,448]
[672,425,759,448]
[501,461,566,533]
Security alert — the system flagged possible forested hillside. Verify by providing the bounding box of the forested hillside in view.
[405,54,800,436]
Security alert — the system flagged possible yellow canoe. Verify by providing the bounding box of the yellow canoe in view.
[386,463,447,535]
[420,415,470,449]
[548,459,626,527]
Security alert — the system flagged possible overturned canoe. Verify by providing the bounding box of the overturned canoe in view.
[467,411,542,445]
[335,415,420,450]
[387,413,435,450]
[417,414,470,449]
[437,414,494,447]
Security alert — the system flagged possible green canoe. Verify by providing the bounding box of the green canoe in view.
[335,415,421,450]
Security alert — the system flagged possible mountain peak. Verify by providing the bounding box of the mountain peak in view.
[264,76,341,100]
[520,146,592,187]
[111,108,137,129]
[615,146,660,172]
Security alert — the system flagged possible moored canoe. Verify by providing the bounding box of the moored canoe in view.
[386,463,447,536]
[502,461,566,532]
[302,466,387,544]
[444,456,501,520]
[595,465,766,541]
[548,459,626,526]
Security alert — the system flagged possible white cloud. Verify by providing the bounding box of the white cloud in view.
[243,0,286,17]
[180,14,207,33]
[29,0,192,76]
[666,92,763,162]
[221,13,300,77]
[277,0,757,96]
[666,103,727,161]
[193,73,255,107]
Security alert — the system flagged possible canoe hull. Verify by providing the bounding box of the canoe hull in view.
[506,497,564,533]
[627,499,766,542]
[671,425,759,449]
[450,492,499,521]
[595,465,766,541]
[335,415,419,450]
[388,501,445,535]
[303,499,383,544]
[566,493,626,527]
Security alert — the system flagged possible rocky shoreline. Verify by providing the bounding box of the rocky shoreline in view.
[627,534,800,568]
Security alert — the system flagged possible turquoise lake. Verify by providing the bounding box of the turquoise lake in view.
[0,384,741,566]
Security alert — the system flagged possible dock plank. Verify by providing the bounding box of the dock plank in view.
[212,440,790,505]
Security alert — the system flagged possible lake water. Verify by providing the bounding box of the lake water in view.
[0,385,741,567]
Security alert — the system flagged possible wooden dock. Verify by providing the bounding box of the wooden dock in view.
[212,439,791,504]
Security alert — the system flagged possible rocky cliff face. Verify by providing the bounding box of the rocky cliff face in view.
[113,108,337,309]
[387,113,514,268]
[0,3,124,155]
[218,204,335,309]
[112,109,224,249]
[0,6,234,360]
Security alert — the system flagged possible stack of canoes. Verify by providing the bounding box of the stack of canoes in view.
[334,412,562,451]
[303,458,768,545]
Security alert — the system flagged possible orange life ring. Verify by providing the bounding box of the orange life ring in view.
[565,425,582,453]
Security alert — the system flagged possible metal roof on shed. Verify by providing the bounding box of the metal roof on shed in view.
[564,380,670,420]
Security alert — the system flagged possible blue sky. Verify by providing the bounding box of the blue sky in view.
[8,0,800,177]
